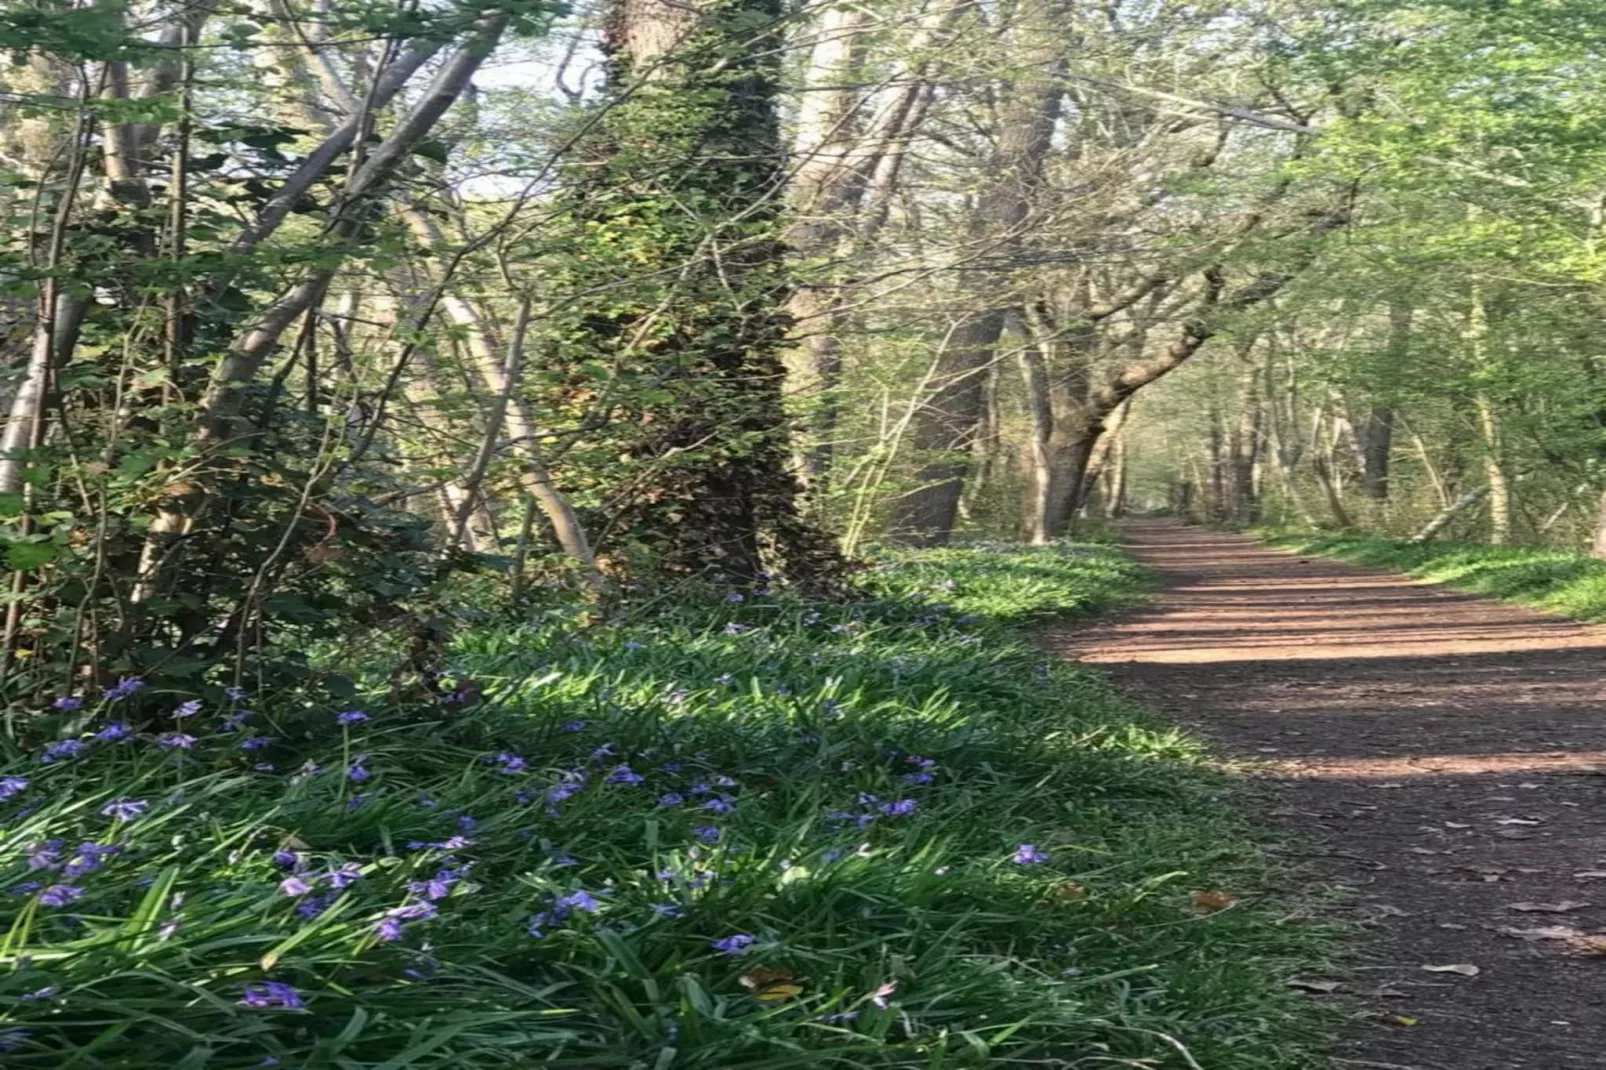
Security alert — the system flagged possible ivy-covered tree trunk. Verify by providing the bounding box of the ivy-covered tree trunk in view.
[560,0,843,587]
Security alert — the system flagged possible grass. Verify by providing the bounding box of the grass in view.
[1259,529,1606,621]
[0,542,1327,1068]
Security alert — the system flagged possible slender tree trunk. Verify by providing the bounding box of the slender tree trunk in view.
[1413,485,1489,542]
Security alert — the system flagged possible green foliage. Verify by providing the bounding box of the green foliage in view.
[1261,529,1606,621]
[0,544,1326,1068]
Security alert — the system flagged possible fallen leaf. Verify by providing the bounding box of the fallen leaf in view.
[1383,1013,1420,1027]
[1421,963,1480,976]
[1189,890,1238,913]
[1498,925,1585,941]
[1573,871,1606,879]
[739,966,804,1003]
[1494,818,1541,826]
[1564,935,1606,956]
[1444,822,1471,829]
[1053,881,1085,901]
[1374,904,1409,917]
[1506,901,1590,913]
[1285,978,1341,993]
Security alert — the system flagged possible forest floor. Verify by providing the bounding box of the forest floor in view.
[1047,518,1606,1070]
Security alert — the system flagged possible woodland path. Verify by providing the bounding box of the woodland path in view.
[1047,519,1606,1070]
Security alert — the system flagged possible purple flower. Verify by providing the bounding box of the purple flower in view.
[253,762,276,773]
[436,836,474,851]
[556,889,601,915]
[702,796,736,814]
[296,894,333,919]
[689,782,712,796]
[9,881,42,896]
[346,763,369,783]
[526,911,551,938]
[100,798,148,822]
[657,793,685,808]
[0,775,29,800]
[173,699,203,718]
[27,840,62,870]
[374,917,406,942]
[53,696,83,711]
[903,772,933,784]
[41,739,88,763]
[1011,844,1049,865]
[710,933,755,955]
[494,752,527,774]
[0,1029,28,1052]
[38,884,84,907]
[279,876,314,896]
[104,676,145,701]
[220,711,250,731]
[693,826,722,844]
[651,902,682,917]
[408,870,458,900]
[390,901,439,921]
[94,722,133,742]
[726,592,745,603]
[561,721,588,733]
[273,849,301,870]
[336,710,369,725]
[225,686,249,701]
[606,764,644,786]
[158,732,197,750]
[239,981,304,1010]
[64,842,117,878]
[20,986,57,1002]
[878,799,918,817]
[456,814,477,831]
[590,743,616,760]
[239,736,274,751]
[325,863,363,890]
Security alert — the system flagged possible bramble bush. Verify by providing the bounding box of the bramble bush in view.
[0,543,1322,1068]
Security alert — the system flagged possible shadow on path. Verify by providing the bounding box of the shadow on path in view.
[1046,519,1606,1070]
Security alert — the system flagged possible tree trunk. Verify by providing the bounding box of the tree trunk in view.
[1591,487,1606,558]
[1413,485,1489,542]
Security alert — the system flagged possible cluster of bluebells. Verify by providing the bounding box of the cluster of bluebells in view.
[527,887,606,938]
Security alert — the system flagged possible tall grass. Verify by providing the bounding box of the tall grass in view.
[1259,530,1606,621]
[0,543,1325,1068]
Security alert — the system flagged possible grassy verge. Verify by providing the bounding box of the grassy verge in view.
[1259,528,1606,621]
[0,543,1325,1068]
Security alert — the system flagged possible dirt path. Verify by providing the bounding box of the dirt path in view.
[1047,519,1606,1070]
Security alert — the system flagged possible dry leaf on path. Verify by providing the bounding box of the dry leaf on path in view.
[1498,925,1586,941]
[1285,978,1342,993]
[1506,900,1590,913]
[1420,963,1480,976]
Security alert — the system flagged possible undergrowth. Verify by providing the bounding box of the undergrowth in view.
[1259,529,1606,621]
[0,543,1326,1068]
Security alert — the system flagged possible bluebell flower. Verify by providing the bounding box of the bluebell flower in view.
[374,917,406,942]
[100,798,148,822]
[296,894,333,919]
[273,849,301,869]
[94,722,133,743]
[27,840,62,870]
[20,986,57,1002]
[689,781,712,796]
[53,696,83,711]
[651,902,682,917]
[346,762,370,783]
[325,863,363,890]
[104,676,145,701]
[590,743,616,760]
[710,933,755,954]
[38,884,84,907]
[239,736,274,751]
[879,799,918,817]
[1011,844,1049,865]
[561,721,588,733]
[657,792,685,808]
[158,732,197,750]
[526,911,551,938]
[220,711,250,731]
[0,775,29,800]
[702,797,736,814]
[239,981,303,1010]
[336,710,369,725]
[693,826,721,844]
[0,1028,29,1052]
[173,699,203,718]
[41,739,88,762]
[279,876,313,896]
[9,881,42,896]
[494,752,527,774]
[344,792,367,811]
[253,762,276,773]
[904,772,933,784]
[606,764,644,786]
[726,592,744,603]
[224,686,248,701]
